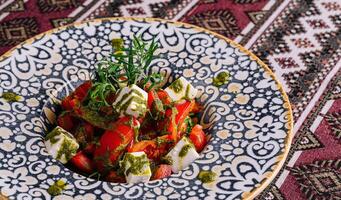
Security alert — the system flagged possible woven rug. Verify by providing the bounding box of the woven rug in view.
[0,0,340,199]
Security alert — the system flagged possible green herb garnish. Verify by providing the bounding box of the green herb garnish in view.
[1,92,20,102]
[184,116,194,135]
[47,179,67,196]
[87,36,162,109]
[213,71,230,87]
[197,171,217,183]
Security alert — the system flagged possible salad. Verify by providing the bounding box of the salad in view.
[44,37,207,184]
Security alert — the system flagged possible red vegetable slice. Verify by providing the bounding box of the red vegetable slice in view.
[189,124,207,152]
[147,90,157,109]
[57,112,76,131]
[83,143,96,155]
[147,89,165,119]
[157,90,171,105]
[73,81,92,101]
[61,81,92,111]
[94,117,139,170]
[164,100,194,141]
[105,171,125,183]
[70,151,95,174]
[152,164,172,180]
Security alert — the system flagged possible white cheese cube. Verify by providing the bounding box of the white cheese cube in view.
[120,152,152,184]
[44,126,79,164]
[112,84,148,118]
[165,77,198,102]
[166,137,199,173]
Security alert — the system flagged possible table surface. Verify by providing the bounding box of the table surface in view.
[0,0,340,199]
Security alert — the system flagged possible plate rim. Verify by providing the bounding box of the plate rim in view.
[0,17,294,199]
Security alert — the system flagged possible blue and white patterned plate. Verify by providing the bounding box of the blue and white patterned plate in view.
[0,18,293,200]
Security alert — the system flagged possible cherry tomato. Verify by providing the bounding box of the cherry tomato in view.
[147,90,157,109]
[70,151,95,174]
[73,81,92,101]
[94,117,139,170]
[152,165,172,180]
[61,81,92,111]
[157,90,171,105]
[83,143,96,155]
[105,171,125,183]
[57,112,76,131]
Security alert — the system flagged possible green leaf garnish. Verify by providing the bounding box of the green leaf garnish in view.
[87,36,162,109]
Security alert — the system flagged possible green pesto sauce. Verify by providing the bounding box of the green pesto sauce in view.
[213,72,230,87]
[184,85,191,100]
[111,38,124,50]
[81,106,116,129]
[150,98,164,119]
[179,144,192,157]
[170,107,178,131]
[45,127,62,144]
[47,179,66,196]
[121,117,140,139]
[121,153,149,175]
[114,92,130,109]
[115,143,128,152]
[161,155,173,165]
[56,136,77,161]
[133,124,140,142]
[1,92,20,102]
[184,116,194,134]
[169,79,183,93]
[198,171,216,183]
[155,137,169,147]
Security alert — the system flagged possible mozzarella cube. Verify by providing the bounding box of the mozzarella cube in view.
[165,77,198,102]
[44,126,79,164]
[120,152,152,183]
[166,137,199,173]
[112,84,148,118]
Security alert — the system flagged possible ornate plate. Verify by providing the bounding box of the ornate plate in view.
[0,18,293,200]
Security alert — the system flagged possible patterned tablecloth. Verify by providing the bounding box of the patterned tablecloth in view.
[0,0,340,199]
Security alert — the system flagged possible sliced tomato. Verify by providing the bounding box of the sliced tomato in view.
[157,90,171,105]
[147,89,165,119]
[61,96,79,111]
[83,143,96,155]
[106,171,125,183]
[83,122,94,137]
[147,90,157,109]
[152,164,172,180]
[57,112,76,131]
[189,124,206,152]
[61,81,92,111]
[70,151,95,174]
[94,117,139,170]
[73,81,92,101]
[74,122,95,147]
